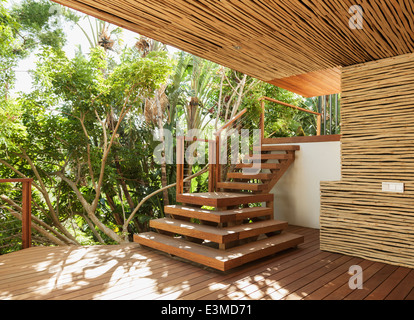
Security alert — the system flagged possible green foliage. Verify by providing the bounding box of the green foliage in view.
[1,32,173,246]
[0,2,322,250]
[0,99,27,149]
[10,0,75,52]
[1,0,76,102]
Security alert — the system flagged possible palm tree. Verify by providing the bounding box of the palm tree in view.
[184,55,218,135]
[75,15,124,53]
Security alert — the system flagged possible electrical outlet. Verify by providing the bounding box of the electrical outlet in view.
[382,182,404,193]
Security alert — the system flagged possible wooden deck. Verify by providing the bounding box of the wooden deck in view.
[0,226,413,300]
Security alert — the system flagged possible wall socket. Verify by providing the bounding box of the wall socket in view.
[382,182,404,193]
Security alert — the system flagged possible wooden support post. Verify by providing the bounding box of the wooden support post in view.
[215,135,221,188]
[0,178,33,250]
[176,136,184,196]
[266,197,274,221]
[260,99,265,140]
[21,180,32,249]
[317,114,321,136]
[208,139,216,192]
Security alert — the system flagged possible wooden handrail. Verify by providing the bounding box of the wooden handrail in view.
[0,178,33,249]
[214,108,247,136]
[259,96,322,136]
[259,97,322,115]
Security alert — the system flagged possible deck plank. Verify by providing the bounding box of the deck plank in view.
[323,262,386,300]
[364,266,412,300]
[345,264,399,300]
[0,226,412,300]
[303,259,375,300]
[385,269,414,300]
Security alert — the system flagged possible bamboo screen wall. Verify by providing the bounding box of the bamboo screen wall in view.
[320,53,414,268]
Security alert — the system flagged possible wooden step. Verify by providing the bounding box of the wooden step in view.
[235,163,282,169]
[150,218,288,244]
[217,182,266,191]
[227,172,273,180]
[224,219,288,240]
[250,153,294,160]
[150,218,238,243]
[134,231,304,271]
[164,205,273,223]
[254,145,300,151]
[176,192,273,207]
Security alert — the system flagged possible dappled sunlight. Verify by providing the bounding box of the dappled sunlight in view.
[1,238,314,300]
[84,260,118,279]
[284,291,305,300]
[208,282,229,291]
[0,244,166,299]
[4,227,405,300]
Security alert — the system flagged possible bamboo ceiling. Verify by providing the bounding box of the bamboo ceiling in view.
[53,0,414,97]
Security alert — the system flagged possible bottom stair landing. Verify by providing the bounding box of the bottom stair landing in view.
[134,192,304,272]
[134,232,304,271]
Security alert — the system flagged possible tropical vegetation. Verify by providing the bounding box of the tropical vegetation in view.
[0,0,322,253]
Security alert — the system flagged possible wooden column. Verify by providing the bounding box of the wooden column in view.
[316,114,322,136]
[260,99,265,140]
[215,135,221,188]
[21,180,32,249]
[208,139,216,192]
[176,136,184,196]
[0,178,33,250]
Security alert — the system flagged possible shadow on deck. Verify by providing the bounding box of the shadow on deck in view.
[0,226,413,300]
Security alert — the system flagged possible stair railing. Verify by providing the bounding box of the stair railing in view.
[176,136,216,196]
[259,96,322,138]
[0,178,33,250]
[213,108,254,190]
[177,97,319,194]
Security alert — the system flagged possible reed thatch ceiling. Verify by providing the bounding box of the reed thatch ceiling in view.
[52,0,414,97]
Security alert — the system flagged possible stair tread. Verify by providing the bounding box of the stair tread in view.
[164,205,273,223]
[217,181,266,191]
[150,217,288,243]
[227,172,273,180]
[224,219,288,233]
[235,163,282,169]
[254,145,300,151]
[250,153,294,160]
[134,231,304,271]
[176,192,273,207]
[151,217,232,236]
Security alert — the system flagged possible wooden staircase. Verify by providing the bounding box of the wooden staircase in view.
[134,143,304,271]
[217,144,299,194]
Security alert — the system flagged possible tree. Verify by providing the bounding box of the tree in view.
[0,46,172,246]
[0,0,76,100]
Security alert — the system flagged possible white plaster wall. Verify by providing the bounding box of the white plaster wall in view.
[270,141,341,229]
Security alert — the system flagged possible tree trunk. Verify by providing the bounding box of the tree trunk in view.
[114,157,136,210]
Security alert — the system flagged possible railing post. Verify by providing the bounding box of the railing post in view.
[0,178,33,250]
[317,114,322,136]
[21,180,32,249]
[176,136,184,196]
[260,99,265,140]
[208,139,216,192]
[215,135,221,188]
